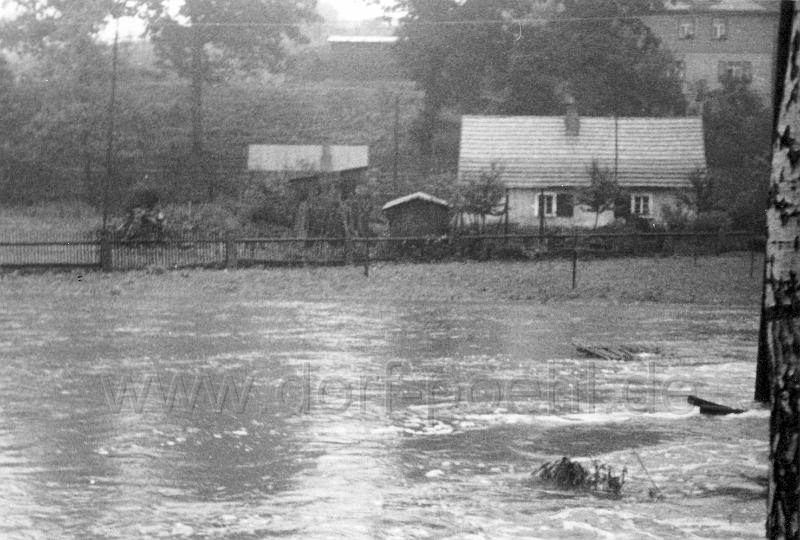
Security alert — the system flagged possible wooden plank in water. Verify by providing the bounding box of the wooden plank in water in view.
[687,395,745,415]
[574,343,630,361]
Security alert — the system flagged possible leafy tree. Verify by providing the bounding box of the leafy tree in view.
[578,160,623,229]
[702,76,771,231]
[504,0,685,116]
[142,0,318,201]
[0,1,147,203]
[456,163,505,233]
[392,0,528,167]
[390,0,684,172]
[678,168,718,214]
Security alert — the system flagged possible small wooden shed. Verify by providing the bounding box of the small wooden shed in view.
[382,192,451,237]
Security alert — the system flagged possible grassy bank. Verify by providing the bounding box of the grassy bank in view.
[0,253,762,307]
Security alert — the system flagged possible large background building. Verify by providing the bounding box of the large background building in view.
[642,0,779,106]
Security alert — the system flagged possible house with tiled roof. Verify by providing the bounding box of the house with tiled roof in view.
[457,107,707,228]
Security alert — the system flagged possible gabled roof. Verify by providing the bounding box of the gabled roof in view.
[247,144,369,173]
[382,192,450,212]
[458,116,706,189]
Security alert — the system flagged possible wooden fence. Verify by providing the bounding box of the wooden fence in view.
[0,231,764,273]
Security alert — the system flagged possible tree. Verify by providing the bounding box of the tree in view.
[456,163,505,233]
[392,0,528,167]
[702,76,772,232]
[504,0,685,117]
[0,1,145,203]
[390,0,684,171]
[143,0,317,200]
[678,168,718,214]
[764,3,800,537]
[578,160,623,229]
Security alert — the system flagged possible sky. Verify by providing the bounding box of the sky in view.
[96,0,388,41]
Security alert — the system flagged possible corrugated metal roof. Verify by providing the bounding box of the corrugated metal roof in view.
[382,192,450,211]
[458,116,706,189]
[247,145,369,173]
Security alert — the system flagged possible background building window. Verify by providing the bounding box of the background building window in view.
[632,195,651,217]
[678,19,695,39]
[718,61,752,82]
[712,18,728,40]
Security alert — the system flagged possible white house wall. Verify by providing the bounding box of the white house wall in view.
[506,188,687,228]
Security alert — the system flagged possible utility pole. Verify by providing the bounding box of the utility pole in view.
[393,95,400,185]
[102,16,120,232]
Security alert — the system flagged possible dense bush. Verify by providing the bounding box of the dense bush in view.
[691,211,733,232]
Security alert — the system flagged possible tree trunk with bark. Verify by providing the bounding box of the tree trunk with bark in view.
[766,4,800,537]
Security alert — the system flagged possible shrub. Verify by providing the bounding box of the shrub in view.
[160,202,242,237]
[661,204,693,231]
[691,210,732,232]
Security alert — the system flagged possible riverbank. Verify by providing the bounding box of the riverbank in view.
[0,253,762,307]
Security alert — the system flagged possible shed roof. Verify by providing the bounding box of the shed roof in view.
[247,145,369,173]
[458,115,706,189]
[382,192,450,212]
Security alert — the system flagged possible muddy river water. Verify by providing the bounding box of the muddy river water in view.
[0,294,766,538]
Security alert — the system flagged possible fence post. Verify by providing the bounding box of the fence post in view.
[225,232,238,270]
[100,230,112,272]
[363,239,370,277]
[572,232,578,289]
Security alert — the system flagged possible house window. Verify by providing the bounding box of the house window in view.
[632,195,651,217]
[678,18,695,39]
[718,61,752,82]
[711,18,728,40]
[535,193,556,217]
[535,193,574,218]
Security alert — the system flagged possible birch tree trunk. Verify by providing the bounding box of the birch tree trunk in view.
[766,4,800,537]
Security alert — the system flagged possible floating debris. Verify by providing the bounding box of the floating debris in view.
[530,457,626,496]
[573,342,661,361]
[687,395,745,416]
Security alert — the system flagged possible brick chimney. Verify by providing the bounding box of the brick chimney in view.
[564,96,580,137]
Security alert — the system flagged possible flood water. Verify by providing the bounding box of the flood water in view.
[0,291,767,538]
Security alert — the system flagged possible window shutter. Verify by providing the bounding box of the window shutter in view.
[556,194,574,217]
